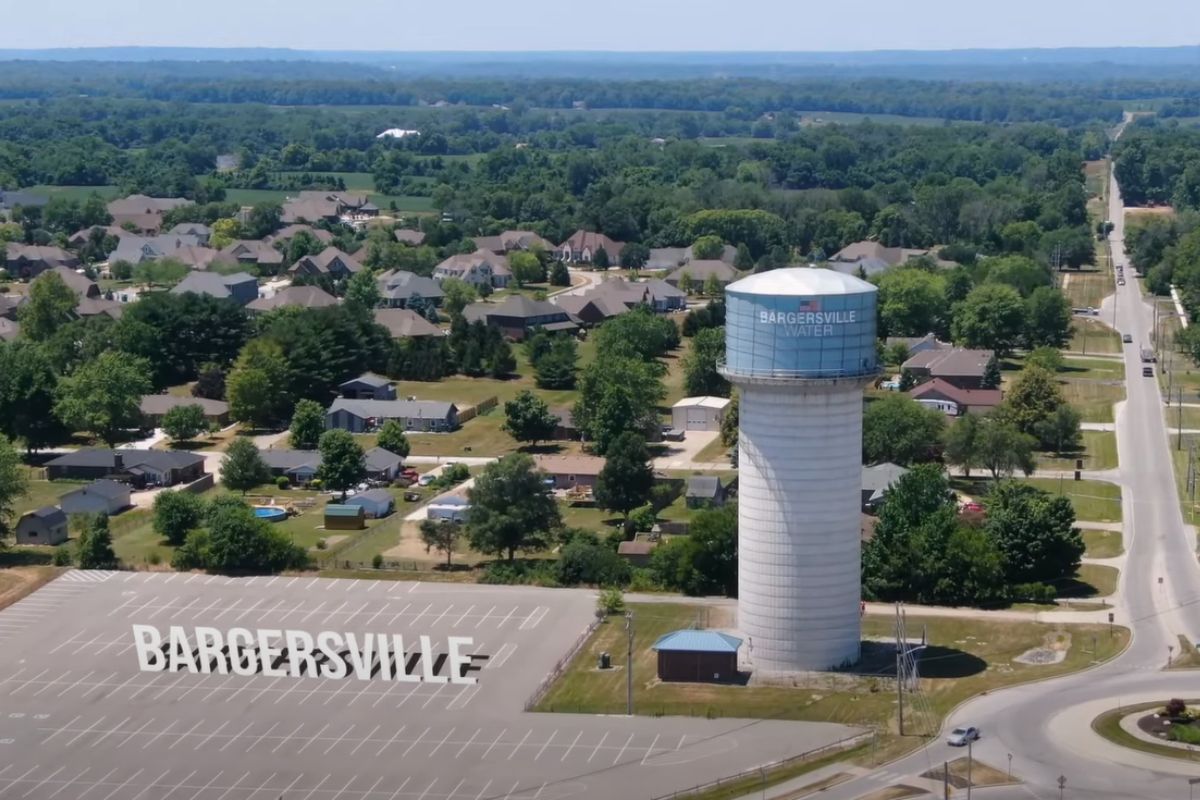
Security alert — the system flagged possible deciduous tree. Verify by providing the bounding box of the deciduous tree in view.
[951,283,1026,355]
[77,514,118,569]
[466,453,561,561]
[502,390,558,448]
[54,352,152,447]
[318,429,366,501]
[682,327,729,397]
[226,339,290,429]
[375,419,411,458]
[152,490,206,547]
[288,399,326,450]
[162,404,207,443]
[17,270,77,341]
[985,481,1084,585]
[975,416,1037,481]
[419,519,459,568]
[862,394,946,466]
[221,437,270,495]
[0,435,28,539]
[594,432,655,521]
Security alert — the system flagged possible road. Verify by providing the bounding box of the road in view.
[795,162,1200,799]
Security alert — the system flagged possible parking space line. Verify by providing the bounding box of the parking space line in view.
[270,723,306,754]
[217,722,254,753]
[193,720,228,751]
[408,581,420,593]
[44,768,88,800]
[8,668,49,695]
[209,771,250,800]
[676,734,687,751]
[534,731,557,761]
[83,671,121,698]
[612,732,636,765]
[445,778,466,800]
[175,673,216,703]
[19,765,64,798]
[358,777,385,800]
[127,671,166,701]
[322,725,355,755]
[474,605,497,629]
[386,777,412,800]
[232,598,264,623]
[300,601,326,623]
[507,729,532,760]
[115,718,155,749]
[245,722,280,753]
[481,728,508,760]
[0,668,25,692]
[362,603,391,628]
[296,723,329,755]
[151,670,192,701]
[247,675,286,705]
[243,771,280,800]
[62,716,108,747]
[144,721,175,749]
[470,780,492,800]
[445,683,481,711]
[452,605,475,627]
[145,598,179,621]
[426,727,456,758]
[168,720,206,750]
[385,603,412,626]
[641,734,660,764]
[374,725,406,757]
[124,770,171,800]
[320,600,349,626]
[560,731,583,762]
[297,774,330,800]
[191,597,223,621]
[394,681,423,708]
[502,780,520,800]
[89,716,132,749]
[400,726,431,758]
[184,769,223,800]
[211,598,242,621]
[73,767,118,800]
[420,682,447,709]
[499,606,520,629]
[329,777,358,800]
[410,602,434,626]
[272,675,307,705]
[159,769,198,800]
[430,604,455,627]
[490,643,518,670]
[97,768,144,800]
[348,724,381,757]
[31,670,71,697]
[323,675,359,706]
[415,779,438,800]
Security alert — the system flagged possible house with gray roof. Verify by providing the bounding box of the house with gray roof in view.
[326,398,459,433]
[902,347,993,390]
[0,189,48,218]
[862,462,910,511]
[44,265,100,299]
[373,308,445,339]
[107,233,203,266]
[213,240,284,273]
[246,285,338,313]
[168,223,212,244]
[377,270,444,309]
[171,271,259,305]
[289,247,364,279]
[261,446,404,484]
[472,230,554,254]
[644,244,737,272]
[343,489,395,519]
[15,506,69,546]
[139,394,230,426]
[59,480,132,516]
[268,224,334,246]
[6,245,80,280]
[557,230,625,264]
[686,476,727,508]
[462,295,580,341]
[46,449,206,488]
[339,373,397,401]
[665,260,740,290]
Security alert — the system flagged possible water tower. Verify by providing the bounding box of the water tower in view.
[721,268,878,672]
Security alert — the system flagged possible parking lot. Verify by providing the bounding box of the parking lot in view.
[0,571,859,800]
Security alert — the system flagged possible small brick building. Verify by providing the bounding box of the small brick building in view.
[652,630,743,683]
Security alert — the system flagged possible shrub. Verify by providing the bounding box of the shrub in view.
[52,546,72,567]
[315,539,327,550]
[627,568,661,592]
[1169,724,1200,744]
[276,476,290,490]
[1011,582,1055,603]
[147,552,162,566]
[557,538,632,587]
[630,505,657,533]
[1166,698,1189,718]
[478,560,557,586]
[310,478,322,489]
[371,553,384,569]
[597,587,626,616]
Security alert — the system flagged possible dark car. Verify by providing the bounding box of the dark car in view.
[1123,334,1133,343]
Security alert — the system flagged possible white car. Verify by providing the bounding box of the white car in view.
[418,474,437,487]
[947,726,980,746]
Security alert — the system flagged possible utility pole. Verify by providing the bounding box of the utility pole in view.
[895,604,904,736]
[943,761,950,800]
[1180,388,1186,451]
[1058,775,1067,800]
[966,738,974,800]
[625,611,634,715]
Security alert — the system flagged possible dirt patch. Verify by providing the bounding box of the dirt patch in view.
[1014,631,1072,665]
[923,757,1013,788]
[1126,206,1175,216]
[382,522,434,561]
[0,566,62,611]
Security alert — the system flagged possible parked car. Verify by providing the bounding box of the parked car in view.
[1123,334,1133,343]
[1144,366,1154,378]
[418,474,437,487]
[947,726,980,746]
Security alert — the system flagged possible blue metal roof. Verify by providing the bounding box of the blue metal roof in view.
[652,630,743,654]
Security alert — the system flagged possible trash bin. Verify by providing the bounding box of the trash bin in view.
[599,652,612,669]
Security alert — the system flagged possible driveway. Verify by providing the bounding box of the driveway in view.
[651,430,728,471]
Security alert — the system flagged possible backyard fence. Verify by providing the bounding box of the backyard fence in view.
[523,615,603,711]
[457,396,499,426]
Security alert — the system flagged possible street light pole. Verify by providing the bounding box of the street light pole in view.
[1007,752,1012,782]
[625,611,634,715]
[966,738,973,800]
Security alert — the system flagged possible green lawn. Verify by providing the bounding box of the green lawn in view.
[1023,478,1122,522]
[1067,319,1122,355]
[1059,357,1125,381]
[1056,563,1119,599]
[1170,406,1200,430]
[1060,380,1125,423]
[222,187,434,213]
[12,477,79,518]
[1082,529,1123,558]
[537,603,1127,736]
[1062,270,1112,309]
[22,184,120,201]
[1038,431,1118,472]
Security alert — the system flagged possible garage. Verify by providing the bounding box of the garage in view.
[671,396,731,432]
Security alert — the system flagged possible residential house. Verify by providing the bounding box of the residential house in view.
[0,318,19,342]
[364,447,404,482]
[394,229,427,246]
[5,245,80,279]
[68,225,126,248]
[281,197,341,225]
[46,265,100,299]
[339,374,397,401]
[827,241,954,277]
[552,294,629,326]
[644,244,738,272]
[671,396,731,432]
[261,450,323,485]
[552,277,685,322]
[74,297,125,320]
[377,270,445,309]
[267,224,334,246]
[168,223,212,245]
[373,308,445,339]
[884,334,950,360]
[296,191,377,218]
[139,394,230,426]
[45,449,206,488]
[106,195,191,233]
[617,540,656,567]
[533,454,606,490]
[14,506,69,546]
[289,247,364,279]
[665,260,740,291]
[171,271,259,305]
[60,480,132,517]
[685,476,727,509]
[246,285,339,313]
[902,348,993,390]
[0,295,26,320]
[472,230,554,254]
[433,249,512,289]
[550,408,582,441]
[909,379,1003,416]
[214,240,285,273]
[107,233,204,266]
[462,295,580,341]
[557,230,625,264]
[326,398,459,433]
[862,462,909,511]
[343,489,395,519]
[0,189,48,219]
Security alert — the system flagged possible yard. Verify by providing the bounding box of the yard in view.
[1067,318,1121,355]
[1082,529,1123,558]
[1061,271,1113,310]
[535,603,1127,737]
[1059,379,1125,423]
[1022,478,1122,523]
[1038,430,1118,472]
[1058,357,1125,381]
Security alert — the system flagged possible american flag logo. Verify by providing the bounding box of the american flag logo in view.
[795,299,821,312]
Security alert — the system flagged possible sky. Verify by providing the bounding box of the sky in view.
[1,0,1197,51]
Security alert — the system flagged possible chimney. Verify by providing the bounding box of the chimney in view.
[113,452,124,471]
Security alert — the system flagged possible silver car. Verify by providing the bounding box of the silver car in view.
[947,726,980,746]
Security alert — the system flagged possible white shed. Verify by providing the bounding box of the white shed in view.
[427,495,470,523]
[671,396,731,432]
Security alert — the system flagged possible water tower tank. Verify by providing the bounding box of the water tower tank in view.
[722,268,878,672]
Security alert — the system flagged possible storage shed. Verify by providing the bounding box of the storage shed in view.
[324,504,365,531]
[343,489,395,519]
[652,630,743,683]
[15,506,69,546]
[427,494,471,523]
[671,396,731,432]
[60,480,131,517]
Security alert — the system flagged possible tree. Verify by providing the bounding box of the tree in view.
[375,419,411,458]
[467,453,561,561]
[343,269,381,314]
[18,270,77,341]
[691,235,724,260]
[942,413,981,478]
[245,203,283,240]
[593,306,679,362]
[221,437,270,495]
[132,259,188,288]
[226,339,290,429]
[318,429,366,501]
[1025,286,1072,349]
[77,514,118,569]
[162,404,207,443]
[650,505,738,596]
[1025,346,1064,374]
[0,342,67,453]
[175,497,306,574]
[441,278,477,316]
[862,394,946,466]
[533,336,579,390]
[55,352,152,447]
[153,490,206,547]
[875,267,945,337]
[0,435,28,537]
[702,273,722,297]
[595,432,655,521]
[419,519,459,568]
[981,355,1002,390]
[720,392,739,449]
[209,218,243,250]
[619,242,650,270]
[975,416,1037,481]
[683,327,729,397]
[951,283,1027,355]
[508,251,544,286]
[1034,403,1083,454]
[285,399,325,450]
[886,342,912,368]
[557,534,631,586]
[982,255,1051,297]
[999,366,1065,435]
[573,356,665,454]
[549,261,570,287]
[898,368,916,391]
[734,243,754,270]
[592,246,610,269]
[677,272,694,295]
[503,390,558,447]
[985,481,1084,585]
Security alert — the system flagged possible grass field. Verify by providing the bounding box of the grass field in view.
[1023,478,1122,522]
[23,184,120,201]
[1060,379,1124,423]
[1062,272,1113,309]
[1082,528,1123,558]
[1059,357,1125,381]
[1067,319,1122,355]
[1069,563,1119,598]
[1093,701,1200,761]
[1038,431,1118,472]
[536,603,1127,737]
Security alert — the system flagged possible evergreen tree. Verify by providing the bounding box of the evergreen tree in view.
[288,399,326,450]
[595,432,655,521]
[221,437,270,495]
[77,514,118,570]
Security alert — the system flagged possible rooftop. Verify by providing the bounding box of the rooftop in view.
[727,267,876,298]
[672,396,731,410]
[652,630,743,654]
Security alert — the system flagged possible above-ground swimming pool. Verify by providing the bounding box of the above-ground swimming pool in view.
[253,506,287,522]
